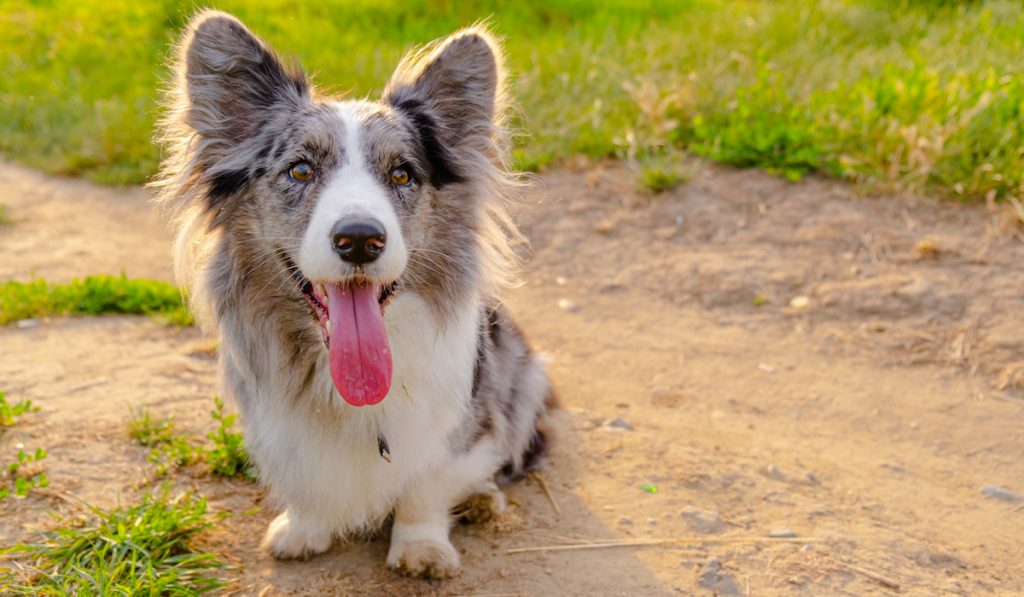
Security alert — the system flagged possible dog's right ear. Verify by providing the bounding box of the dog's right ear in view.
[176,10,308,146]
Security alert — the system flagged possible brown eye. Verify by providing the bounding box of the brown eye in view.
[390,167,411,187]
[288,162,315,182]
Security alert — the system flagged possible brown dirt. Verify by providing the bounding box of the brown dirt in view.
[1,159,1023,595]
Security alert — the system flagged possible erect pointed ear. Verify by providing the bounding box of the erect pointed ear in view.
[176,10,308,146]
[384,27,506,187]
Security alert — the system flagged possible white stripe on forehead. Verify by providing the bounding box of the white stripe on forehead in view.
[295,100,408,283]
[336,101,367,168]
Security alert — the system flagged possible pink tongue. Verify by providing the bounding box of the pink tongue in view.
[325,282,393,406]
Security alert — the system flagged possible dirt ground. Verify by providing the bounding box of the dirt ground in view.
[2,158,1023,596]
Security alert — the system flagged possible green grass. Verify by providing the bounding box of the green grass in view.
[1,489,224,595]
[1,446,49,501]
[2,1,1022,199]
[127,399,256,480]
[0,390,38,428]
[0,275,191,326]
[206,396,254,480]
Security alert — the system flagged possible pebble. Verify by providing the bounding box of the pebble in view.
[680,506,725,534]
[606,417,633,431]
[695,558,741,596]
[618,516,634,526]
[557,298,580,313]
[555,276,567,286]
[16,318,40,328]
[758,363,776,373]
[765,464,786,481]
[789,295,811,309]
[769,529,798,538]
[980,485,1023,503]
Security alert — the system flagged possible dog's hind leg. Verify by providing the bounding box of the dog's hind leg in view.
[387,438,502,579]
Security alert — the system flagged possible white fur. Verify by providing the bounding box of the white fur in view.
[237,288,503,574]
[298,102,408,284]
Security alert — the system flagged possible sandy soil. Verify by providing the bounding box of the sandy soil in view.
[1,158,1022,596]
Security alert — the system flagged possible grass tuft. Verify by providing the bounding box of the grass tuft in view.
[0,390,38,428]
[126,400,256,480]
[0,275,191,326]
[1,488,224,595]
[1,446,49,501]
[207,397,256,480]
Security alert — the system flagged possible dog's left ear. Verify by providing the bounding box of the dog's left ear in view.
[384,27,506,187]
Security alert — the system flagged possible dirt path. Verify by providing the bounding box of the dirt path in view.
[2,159,1023,595]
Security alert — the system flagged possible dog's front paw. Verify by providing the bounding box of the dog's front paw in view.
[387,538,461,579]
[261,511,333,560]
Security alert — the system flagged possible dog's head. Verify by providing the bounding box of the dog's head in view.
[158,11,519,406]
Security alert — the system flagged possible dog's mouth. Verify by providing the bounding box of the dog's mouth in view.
[283,254,398,407]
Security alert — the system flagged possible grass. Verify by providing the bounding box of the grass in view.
[1,1,1022,200]
[0,390,38,428]
[0,274,191,326]
[206,396,254,479]
[1,446,49,501]
[1,488,224,595]
[127,398,255,480]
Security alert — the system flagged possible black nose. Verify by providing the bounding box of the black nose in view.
[331,218,386,265]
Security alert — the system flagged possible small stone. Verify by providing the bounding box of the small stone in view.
[555,276,567,286]
[593,219,616,234]
[598,282,625,293]
[804,471,818,484]
[557,298,580,313]
[765,464,786,481]
[647,517,659,526]
[758,363,776,374]
[606,417,633,431]
[980,485,1023,503]
[696,558,741,596]
[769,529,798,538]
[789,295,811,309]
[680,507,725,534]
[618,516,634,526]
[16,318,40,329]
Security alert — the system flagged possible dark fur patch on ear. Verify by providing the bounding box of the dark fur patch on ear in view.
[208,169,251,205]
[393,98,462,188]
[383,27,505,188]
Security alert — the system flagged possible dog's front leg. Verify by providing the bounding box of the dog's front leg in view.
[386,474,462,579]
[261,508,334,560]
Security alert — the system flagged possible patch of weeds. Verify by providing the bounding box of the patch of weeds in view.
[127,407,201,478]
[639,166,686,194]
[207,397,257,480]
[1,446,49,501]
[126,400,256,481]
[0,390,38,427]
[635,150,697,194]
[0,275,191,326]
[1,488,224,594]
[0,204,11,227]
[752,294,770,307]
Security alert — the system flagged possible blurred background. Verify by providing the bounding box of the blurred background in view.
[2,0,1022,198]
[2,1,1024,595]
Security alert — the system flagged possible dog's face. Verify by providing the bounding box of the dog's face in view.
[173,12,506,405]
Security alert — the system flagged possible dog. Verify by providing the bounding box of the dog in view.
[154,10,554,578]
